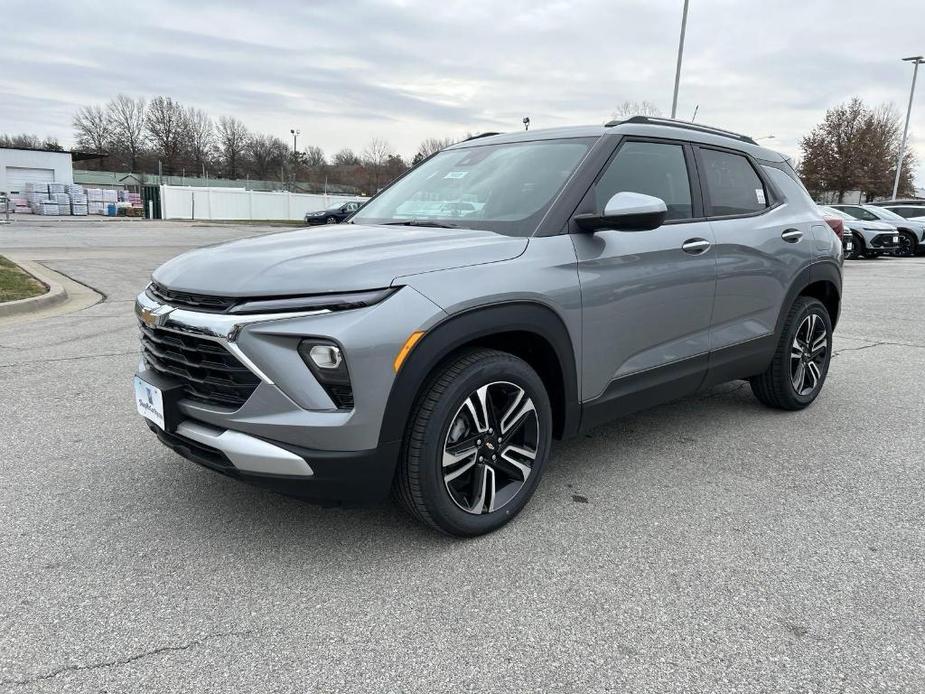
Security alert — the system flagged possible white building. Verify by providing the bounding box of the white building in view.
[0,147,75,194]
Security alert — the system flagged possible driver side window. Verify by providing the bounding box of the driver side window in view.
[594,141,693,221]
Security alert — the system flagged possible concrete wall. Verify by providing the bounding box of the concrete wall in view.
[160,185,367,221]
[0,149,74,193]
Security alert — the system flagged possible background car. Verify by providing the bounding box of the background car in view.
[830,204,925,257]
[304,200,363,225]
[875,203,925,223]
[819,205,899,259]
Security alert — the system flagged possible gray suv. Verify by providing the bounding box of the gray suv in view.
[134,117,843,536]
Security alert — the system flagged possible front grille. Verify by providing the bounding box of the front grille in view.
[326,384,354,409]
[871,233,898,248]
[148,421,238,475]
[140,324,260,408]
[148,282,237,313]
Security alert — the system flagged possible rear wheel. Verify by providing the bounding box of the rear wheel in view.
[394,349,552,537]
[750,297,832,410]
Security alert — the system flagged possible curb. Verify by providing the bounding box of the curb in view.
[0,260,68,318]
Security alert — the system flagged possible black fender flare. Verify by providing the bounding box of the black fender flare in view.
[377,301,580,451]
[774,261,842,339]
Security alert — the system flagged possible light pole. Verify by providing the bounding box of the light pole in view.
[892,56,924,201]
[671,0,691,119]
[290,128,300,153]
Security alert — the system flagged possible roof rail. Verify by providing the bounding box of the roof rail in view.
[605,116,757,145]
[462,132,501,142]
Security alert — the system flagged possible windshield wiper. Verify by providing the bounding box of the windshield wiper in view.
[381,219,459,229]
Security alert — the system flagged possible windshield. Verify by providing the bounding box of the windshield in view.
[326,201,346,210]
[350,139,593,236]
[836,206,879,221]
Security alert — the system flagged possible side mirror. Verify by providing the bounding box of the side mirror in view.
[574,192,668,232]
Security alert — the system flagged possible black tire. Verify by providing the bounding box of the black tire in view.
[326,216,337,224]
[896,232,917,258]
[750,297,832,411]
[394,348,552,537]
[848,235,864,260]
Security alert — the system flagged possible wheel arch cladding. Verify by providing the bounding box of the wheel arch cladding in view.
[777,262,841,335]
[379,302,580,450]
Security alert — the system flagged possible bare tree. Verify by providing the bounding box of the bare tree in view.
[362,137,394,190]
[304,145,326,167]
[412,136,456,165]
[217,116,249,179]
[332,148,361,166]
[185,107,214,175]
[145,96,186,173]
[247,133,289,180]
[0,133,62,150]
[107,95,146,171]
[609,100,661,121]
[73,105,112,168]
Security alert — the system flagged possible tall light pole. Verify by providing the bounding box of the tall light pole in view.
[892,56,924,201]
[290,128,300,153]
[671,0,691,119]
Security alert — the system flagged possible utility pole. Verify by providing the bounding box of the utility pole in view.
[671,0,691,119]
[892,56,924,200]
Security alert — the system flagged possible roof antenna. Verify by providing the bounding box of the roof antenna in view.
[523,116,530,131]
[690,105,699,122]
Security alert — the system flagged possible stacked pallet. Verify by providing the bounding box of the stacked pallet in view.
[36,201,59,215]
[85,188,105,215]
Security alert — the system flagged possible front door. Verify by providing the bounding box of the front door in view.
[570,138,717,405]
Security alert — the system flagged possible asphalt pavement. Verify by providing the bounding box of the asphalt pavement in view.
[0,219,922,692]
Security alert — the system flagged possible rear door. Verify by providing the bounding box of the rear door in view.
[695,146,813,354]
[571,138,717,402]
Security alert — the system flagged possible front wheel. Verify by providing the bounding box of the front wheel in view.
[750,297,832,410]
[896,232,916,258]
[394,349,552,536]
[326,216,337,224]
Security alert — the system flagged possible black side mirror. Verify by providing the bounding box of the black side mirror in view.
[575,192,668,232]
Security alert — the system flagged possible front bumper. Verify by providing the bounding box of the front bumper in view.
[149,419,400,505]
[134,283,445,504]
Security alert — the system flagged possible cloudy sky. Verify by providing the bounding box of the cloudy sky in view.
[2,0,924,183]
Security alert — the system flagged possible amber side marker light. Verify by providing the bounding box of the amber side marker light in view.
[393,331,425,372]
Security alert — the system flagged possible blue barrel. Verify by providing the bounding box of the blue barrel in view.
[107,203,117,216]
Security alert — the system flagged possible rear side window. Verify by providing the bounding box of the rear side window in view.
[594,141,693,221]
[892,206,925,219]
[700,148,768,217]
[839,206,878,221]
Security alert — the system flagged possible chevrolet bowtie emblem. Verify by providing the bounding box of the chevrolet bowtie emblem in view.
[138,304,174,329]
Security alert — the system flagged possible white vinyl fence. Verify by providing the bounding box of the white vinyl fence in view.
[160,185,367,221]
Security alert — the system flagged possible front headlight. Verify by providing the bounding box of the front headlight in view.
[228,287,397,315]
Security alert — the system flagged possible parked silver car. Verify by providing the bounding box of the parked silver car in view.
[831,203,925,257]
[821,206,900,259]
[134,117,843,536]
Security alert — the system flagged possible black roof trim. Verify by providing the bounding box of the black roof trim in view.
[605,116,757,145]
[462,132,502,142]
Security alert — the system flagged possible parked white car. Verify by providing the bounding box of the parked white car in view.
[832,204,925,257]
[819,206,899,259]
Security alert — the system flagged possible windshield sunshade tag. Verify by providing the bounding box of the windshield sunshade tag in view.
[444,171,469,179]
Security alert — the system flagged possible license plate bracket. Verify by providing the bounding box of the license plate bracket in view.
[133,371,184,432]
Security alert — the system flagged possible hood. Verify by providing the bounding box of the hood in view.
[846,220,894,231]
[152,224,528,297]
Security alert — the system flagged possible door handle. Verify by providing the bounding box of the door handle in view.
[681,238,711,254]
[781,229,803,243]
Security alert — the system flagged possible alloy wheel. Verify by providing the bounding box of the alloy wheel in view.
[442,381,539,515]
[790,313,828,396]
[896,234,915,257]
